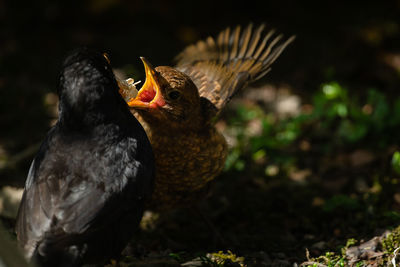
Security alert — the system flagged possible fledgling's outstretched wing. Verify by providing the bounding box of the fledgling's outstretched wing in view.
[175,24,294,117]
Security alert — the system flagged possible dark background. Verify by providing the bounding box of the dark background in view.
[1,0,400,151]
[1,0,400,265]
[1,0,399,157]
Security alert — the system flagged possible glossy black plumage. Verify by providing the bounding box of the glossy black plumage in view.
[15,48,154,267]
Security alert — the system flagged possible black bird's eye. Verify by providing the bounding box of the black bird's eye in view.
[168,90,181,100]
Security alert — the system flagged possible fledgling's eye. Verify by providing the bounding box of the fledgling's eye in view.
[168,90,181,100]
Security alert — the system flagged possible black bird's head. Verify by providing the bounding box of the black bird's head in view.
[58,48,123,126]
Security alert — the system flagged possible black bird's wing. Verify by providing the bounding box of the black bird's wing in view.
[175,24,294,117]
[16,125,152,263]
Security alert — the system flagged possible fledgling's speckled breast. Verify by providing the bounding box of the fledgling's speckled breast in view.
[134,112,227,210]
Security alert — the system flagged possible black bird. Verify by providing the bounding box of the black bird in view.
[15,49,155,267]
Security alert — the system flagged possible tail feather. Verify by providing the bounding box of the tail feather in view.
[175,24,294,118]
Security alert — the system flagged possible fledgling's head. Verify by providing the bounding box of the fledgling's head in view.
[126,58,203,130]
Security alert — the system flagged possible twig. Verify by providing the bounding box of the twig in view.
[392,247,400,267]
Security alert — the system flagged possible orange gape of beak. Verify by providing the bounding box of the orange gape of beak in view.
[128,57,166,109]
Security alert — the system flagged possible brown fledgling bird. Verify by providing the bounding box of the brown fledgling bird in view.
[124,24,295,210]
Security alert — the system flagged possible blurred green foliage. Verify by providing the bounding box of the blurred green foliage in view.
[225,82,400,173]
[222,81,400,265]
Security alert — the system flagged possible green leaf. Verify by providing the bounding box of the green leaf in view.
[334,103,348,117]
[337,120,368,143]
[392,151,400,175]
[252,149,266,161]
[322,82,344,100]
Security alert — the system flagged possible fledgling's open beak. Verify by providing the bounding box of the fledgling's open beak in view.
[127,57,166,109]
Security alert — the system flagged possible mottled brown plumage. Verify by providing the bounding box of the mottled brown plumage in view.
[126,24,294,210]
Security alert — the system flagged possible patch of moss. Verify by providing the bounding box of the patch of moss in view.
[382,225,400,253]
[304,238,359,267]
[308,251,346,267]
[304,230,400,267]
[207,250,246,267]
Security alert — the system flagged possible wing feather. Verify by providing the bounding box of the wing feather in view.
[175,24,294,118]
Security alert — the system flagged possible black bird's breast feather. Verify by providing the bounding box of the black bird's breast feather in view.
[16,122,153,264]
